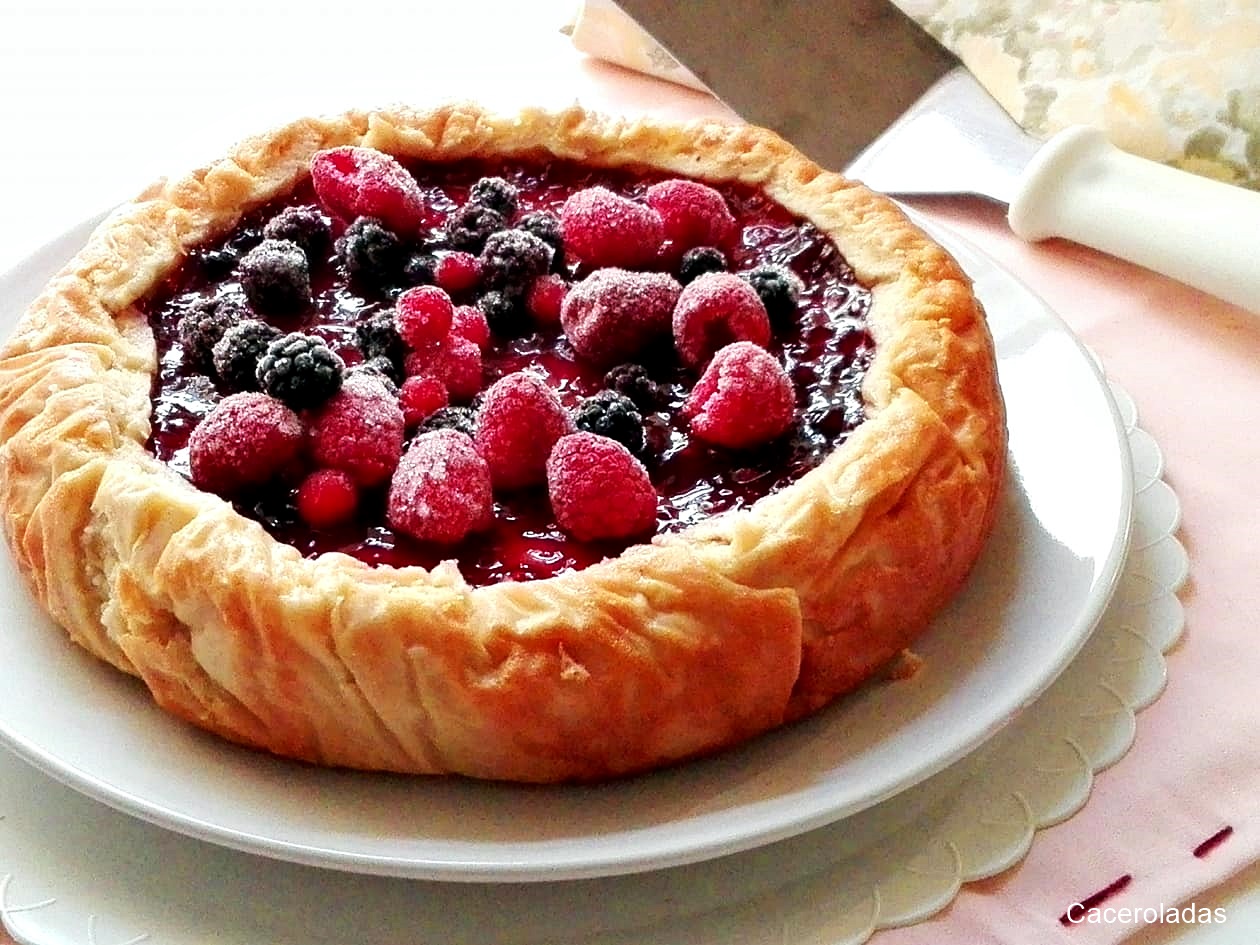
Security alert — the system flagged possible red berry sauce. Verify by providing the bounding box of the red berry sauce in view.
[141,159,873,584]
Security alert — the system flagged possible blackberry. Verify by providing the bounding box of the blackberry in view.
[238,239,311,316]
[477,290,531,338]
[257,332,345,409]
[337,217,406,291]
[212,319,283,393]
[263,205,332,262]
[418,405,477,438]
[354,310,407,372]
[347,356,402,392]
[198,246,240,280]
[402,251,438,287]
[179,295,247,373]
[678,246,728,284]
[741,264,804,324]
[478,228,553,294]
[604,363,662,411]
[468,176,519,219]
[443,203,505,253]
[574,390,645,456]
[517,210,565,268]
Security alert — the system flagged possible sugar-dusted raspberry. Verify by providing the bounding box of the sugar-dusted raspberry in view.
[573,390,645,456]
[477,289,531,338]
[263,205,332,262]
[560,186,663,269]
[684,341,795,449]
[434,251,481,295]
[645,179,736,251]
[419,405,477,437]
[179,295,246,374]
[741,263,804,325]
[295,468,359,528]
[387,430,493,544]
[526,274,568,327]
[308,372,406,486]
[238,239,311,316]
[478,228,554,295]
[474,371,575,491]
[468,176,519,219]
[399,374,449,429]
[451,304,490,350]
[672,271,771,369]
[337,217,406,291]
[189,392,303,496]
[257,332,345,409]
[678,246,728,284]
[403,334,483,403]
[603,362,663,411]
[212,319,282,392]
[310,146,428,235]
[395,286,454,350]
[546,433,657,541]
[444,203,505,253]
[559,268,680,366]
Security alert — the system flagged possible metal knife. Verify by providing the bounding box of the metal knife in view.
[609,0,1260,313]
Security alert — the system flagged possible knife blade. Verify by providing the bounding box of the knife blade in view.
[607,0,1260,313]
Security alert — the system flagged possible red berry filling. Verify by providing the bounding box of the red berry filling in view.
[144,158,873,585]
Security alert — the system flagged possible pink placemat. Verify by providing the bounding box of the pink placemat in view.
[873,198,1260,943]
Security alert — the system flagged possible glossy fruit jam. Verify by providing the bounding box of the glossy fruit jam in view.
[140,159,873,584]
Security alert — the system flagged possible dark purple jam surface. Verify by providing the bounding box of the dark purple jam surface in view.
[141,159,873,584]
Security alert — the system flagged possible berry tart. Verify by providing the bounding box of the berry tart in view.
[0,105,1005,782]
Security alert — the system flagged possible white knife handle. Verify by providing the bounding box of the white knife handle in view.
[1008,126,1260,313]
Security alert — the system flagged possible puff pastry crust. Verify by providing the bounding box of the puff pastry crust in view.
[0,105,1005,782]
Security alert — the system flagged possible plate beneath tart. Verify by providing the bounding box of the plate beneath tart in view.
[0,211,1132,882]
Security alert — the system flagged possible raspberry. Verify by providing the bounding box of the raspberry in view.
[189,392,303,496]
[451,304,490,350]
[395,286,454,350]
[295,468,359,528]
[386,430,493,544]
[478,228,553,294]
[444,203,505,253]
[337,217,406,291]
[604,363,663,411]
[308,372,406,486]
[263,205,332,262]
[546,433,657,541]
[526,274,568,327]
[559,268,680,366]
[468,176,519,218]
[573,390,645,456]
[678,246,728,284]
[474,371,575,491]
[310,146,428,235]
[179,295,245,373]
[560,186,663,269]
[672,271,771,369]
[645,179,736,250]
[212,319,282,392]
[419,405,477,437]
[685,342,795,449]
[517,210,566,268]
[741,264,804,325]
[402,252,438,287]
[399,374,449,429]
[434,252,481,295]
[256,332,345,410]
[477,289,531,338]
[404,335,483,402]
[355,310,406,374]
[238,239,311,316]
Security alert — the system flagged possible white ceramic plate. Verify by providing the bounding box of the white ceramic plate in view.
[0,215,1131,883]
